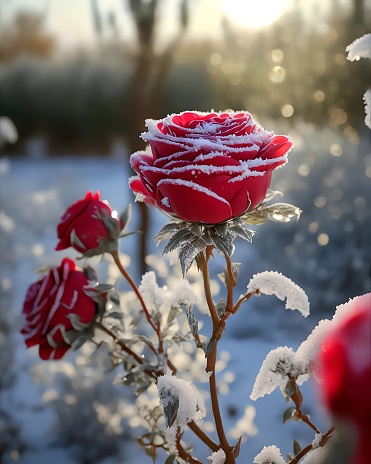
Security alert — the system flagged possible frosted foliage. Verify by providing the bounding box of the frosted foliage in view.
[363,89,371,129]
[139,272,167,314]
[207,449,226,464]
[253,445,286,464]
[247,271,310,317]
[295,319,332,372]
[157,374,205,428]
[171,279,197,308]
[346,33,371,61]
[250,347,298,400]
[300,446,328,463]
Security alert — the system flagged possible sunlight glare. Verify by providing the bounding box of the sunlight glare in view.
[220,0,290,29]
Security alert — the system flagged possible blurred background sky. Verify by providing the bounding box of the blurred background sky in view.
[1,0,370,155]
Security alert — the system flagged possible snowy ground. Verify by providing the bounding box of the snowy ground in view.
[0,152,340,464]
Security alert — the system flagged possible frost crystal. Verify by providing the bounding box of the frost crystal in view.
[157,374,205,428]
[247,271,310,317]
[138,271,167,314]
[363,89,371,129]
[254,445,286,464]
[300,446,328,463]
[346,33,371,61]
[207,449,226,464]
[312,433,322,449]
[250,347,299,400]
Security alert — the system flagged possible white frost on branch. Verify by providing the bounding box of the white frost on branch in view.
[247,271,310,317]
[207,449,226,464]
[363,89,371,129]
[346,33,371,61]
[253,445,286,464]
[250,346,298,400]
[300,446,328,463]
[139,271,167,314]
[157,373,205,428]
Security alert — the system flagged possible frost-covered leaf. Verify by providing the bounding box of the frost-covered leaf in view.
[94,283,114,293]
[247,271,310,317]
[162,228,195,255]
[119,203,132,230]
[106,311,124,320]
[186,307,199,338]
[167,305,182,324]
[71,333,91,351]
[154,221,186,246]
[164,455,176,464]
[204,336,216,358]
[66,313,91,331]
[215,298,226,317]
[229,224,255,243]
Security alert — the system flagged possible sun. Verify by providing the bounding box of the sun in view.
[220,0,290,29]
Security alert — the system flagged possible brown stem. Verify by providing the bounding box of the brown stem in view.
[287,426,335,464]
[111,250,157,332]
[99,303,218,453]
[188,421,219,452]
[97,322,156,379]
[199,253,219,326]
[200,253,234,463]
[176,428,203,464]
[224,253,235,315]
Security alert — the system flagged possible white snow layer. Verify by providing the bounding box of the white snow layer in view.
[346,33,371,61]
[247,271,310,317]
[253,445,286,464]
[157,373,205,428]
[363,89,371,129]
[300,446,328,463]
[207,449,226,464]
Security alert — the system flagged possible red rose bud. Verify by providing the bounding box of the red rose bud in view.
[56,190,122,254]
[319,293,371,464]
[129,111,293,224]
[21,258,97,360]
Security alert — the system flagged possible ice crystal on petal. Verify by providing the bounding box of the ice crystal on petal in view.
[346,33,371,61]
[247,271,310,317]
[207,449,226,464]
[253,445,286,464]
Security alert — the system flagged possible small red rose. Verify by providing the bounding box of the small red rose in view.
[319,293,371,464]
[56,190,121,253]
[21,258,96,360]
[129,111,293,224]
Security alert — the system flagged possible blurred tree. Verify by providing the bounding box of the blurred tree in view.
[0,12,55,62]
[90,0,193,272]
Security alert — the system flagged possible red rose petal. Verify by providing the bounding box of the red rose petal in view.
[157,178,232,224]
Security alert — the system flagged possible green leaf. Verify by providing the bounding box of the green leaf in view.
[106,311,124,320]
[215,298,226,317]
[94,283,114,293]
[164,455,176,464]
[66,313,91,331]
[293,440,301,456]
[284,380,295,398]
[163,395,179,429]
[119,203,132,229]
[162,228,194,255]
[282,407,296,424]
[167,305,182,324]
[71,334,90,351]
[204,336,216,358]
[233,436,242,458]
[109,291,121,306]
[186,307,199,338]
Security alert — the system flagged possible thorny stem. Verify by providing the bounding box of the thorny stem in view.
[200,253,235,464]
[111,250,157,332]
[111,250,177,375]
[287,426,335,464]
[98,321,218,453]
[176,428,203,464]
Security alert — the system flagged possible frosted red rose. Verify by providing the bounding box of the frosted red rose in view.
[129,111,293,224]
[320,293,371,464]
[56,190,120,253]
[21,258,96,360]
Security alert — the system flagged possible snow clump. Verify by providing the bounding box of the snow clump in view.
[207,448,226,464]
[253,445,286,464]
[247,271,310,317]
